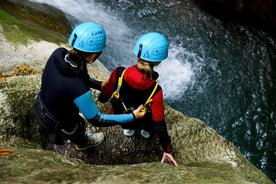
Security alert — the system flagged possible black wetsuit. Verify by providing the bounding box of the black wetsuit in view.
[33,48,134,145]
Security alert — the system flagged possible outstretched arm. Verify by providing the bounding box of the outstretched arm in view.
[74,90,145,127]
[154,120,179,167]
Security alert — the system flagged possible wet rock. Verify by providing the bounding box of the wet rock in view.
[0,73,273,184]
[0,146,265,184]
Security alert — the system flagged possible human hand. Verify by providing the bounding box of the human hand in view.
[161,152,179,167]
[101,80,108,89]
[132,105,147,119]
[90,78,102,91]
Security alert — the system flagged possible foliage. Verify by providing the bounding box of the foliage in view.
[0,8,66,45]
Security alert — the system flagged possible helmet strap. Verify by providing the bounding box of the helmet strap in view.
[137,44,143,58]
[71,33,77,47]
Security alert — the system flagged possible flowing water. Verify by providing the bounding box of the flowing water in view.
[30,0,276,181]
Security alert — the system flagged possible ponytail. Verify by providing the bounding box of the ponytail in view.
[137,59,158,78]
[143,63,153,78]
[68,49,89,72]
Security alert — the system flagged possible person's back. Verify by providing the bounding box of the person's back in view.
[103,65,162,137]
[109,66,159,113]
[41,48,88,122]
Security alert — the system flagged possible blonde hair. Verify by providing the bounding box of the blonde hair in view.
[137,59,159,78]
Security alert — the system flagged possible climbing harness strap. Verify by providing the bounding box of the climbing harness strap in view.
[34,92,62,129]
[112,68,127,99]
[144,82,158,106]
[111,68,128,111]
[111,68,159,112]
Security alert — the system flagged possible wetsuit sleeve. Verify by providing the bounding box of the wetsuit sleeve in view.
[98,68,119,102]
[74,91,135,126]
[154,120,173,153]
[89,77,102,91]
[151,89,172,153]
[151,90,165,122]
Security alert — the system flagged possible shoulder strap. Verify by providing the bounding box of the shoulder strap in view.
[144,82,159,106]
[112,68,159,109]
[112,68,127,99]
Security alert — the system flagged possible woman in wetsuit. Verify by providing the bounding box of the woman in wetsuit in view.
[99,32,179,166]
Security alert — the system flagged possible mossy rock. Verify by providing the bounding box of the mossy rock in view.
[0,0,70,45]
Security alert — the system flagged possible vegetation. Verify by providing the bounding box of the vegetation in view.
[0,7,67,45]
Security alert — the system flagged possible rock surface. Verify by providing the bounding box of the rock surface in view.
[0,67,273,184]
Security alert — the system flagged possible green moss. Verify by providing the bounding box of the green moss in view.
[0,7,66,45]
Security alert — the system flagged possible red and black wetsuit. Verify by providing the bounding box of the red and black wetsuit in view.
[100,66,173,153]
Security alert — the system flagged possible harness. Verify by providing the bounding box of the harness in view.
[34,92,79,134]
[111,68,159,112]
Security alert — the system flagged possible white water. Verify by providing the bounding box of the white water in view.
[30,0,200,100]
[29,0,135,62]
[156,46,202,100]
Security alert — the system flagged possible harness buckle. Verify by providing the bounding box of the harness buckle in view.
[113,91,120,99]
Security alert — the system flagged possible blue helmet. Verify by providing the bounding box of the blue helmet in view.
[133,32,169,62]
[68,22,106,53]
